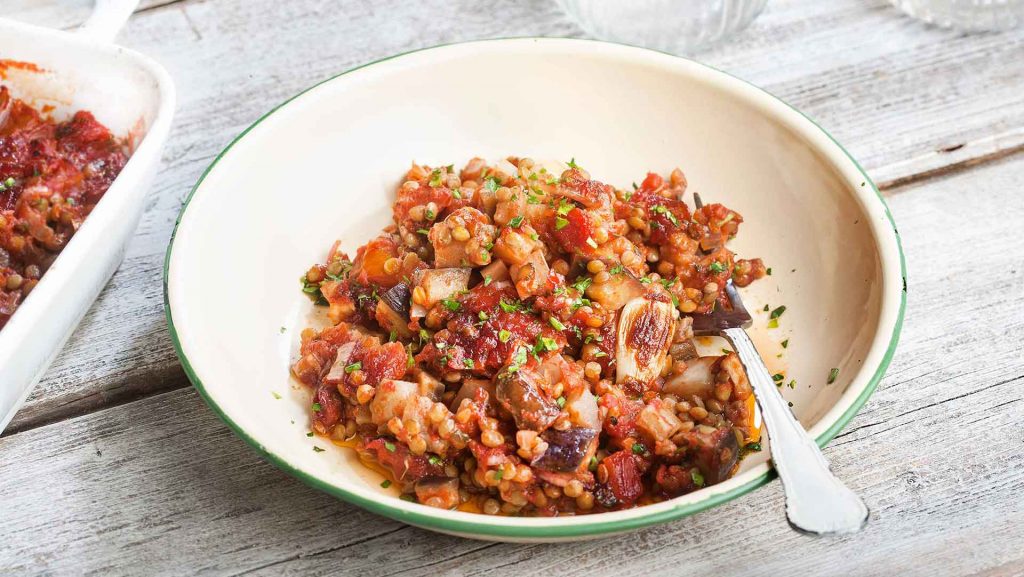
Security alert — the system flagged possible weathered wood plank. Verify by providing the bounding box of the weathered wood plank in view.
[1,0,177,31]
[1,154,1021,576]
[6,0,1024,433]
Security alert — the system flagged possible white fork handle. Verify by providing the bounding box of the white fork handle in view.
[79,0,140,43]
[723,327,869,535]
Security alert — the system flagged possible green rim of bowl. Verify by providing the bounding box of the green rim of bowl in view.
[164,37,906,539]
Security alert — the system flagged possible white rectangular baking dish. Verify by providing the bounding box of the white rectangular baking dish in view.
[0,0,175,432]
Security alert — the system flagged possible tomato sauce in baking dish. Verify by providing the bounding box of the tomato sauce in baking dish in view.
[0,85,128,329]
[293,157,767,516]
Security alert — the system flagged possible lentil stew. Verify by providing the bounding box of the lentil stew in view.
[292,157,767,515]
[0,86,128,330]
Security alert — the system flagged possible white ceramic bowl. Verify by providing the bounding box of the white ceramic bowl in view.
[0,3,175,432]
[165,38,905,542]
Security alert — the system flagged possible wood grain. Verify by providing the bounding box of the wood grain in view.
[1,153,1021,576]
[5,0,1024,435]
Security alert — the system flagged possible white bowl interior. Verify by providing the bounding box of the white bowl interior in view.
[167,39,900,539]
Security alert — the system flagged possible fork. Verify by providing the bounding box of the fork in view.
[689,195,869,535]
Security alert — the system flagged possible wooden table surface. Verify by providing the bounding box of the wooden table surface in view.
[2,1,1023,575]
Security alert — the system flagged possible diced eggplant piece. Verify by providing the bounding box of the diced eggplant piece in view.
[495,366,560,432]
[510,249,550,299]
[585,270,645,312]
[669,340,700,363]
[615,297,678,385]
[478,259,510,284]
[450,378,496,411]
[532,427,597,473]
[375,283,413,338]
[636,398,684,444]
[662,356,719,399]
[682,424,740,485]
[414,477,460,509]
[323,342,357,383]
[415,268,471,308]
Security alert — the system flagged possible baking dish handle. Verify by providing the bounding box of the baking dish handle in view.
[79,0,141,43]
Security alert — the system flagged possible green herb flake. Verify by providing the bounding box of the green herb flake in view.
[652,205,679,227]
[499,329,512,343]
[555,216,569,230]
[763,304,770,312]
[345,361,362,374]
[534,334,559,355]
[271,391,282,400]
[772,373,784,382]
[556,396,566,408]
[691,468,705,487]
[313,446,326,453]
[478,311,489,322]
[556,199,575,216]
[567,157,579,169]
[571,277,593,294]
[384,441,396,452]
[770,305,786,320]
[744,441,762,453]
[484,176,500,193]
[549,317,566,331]
[781,339,789,349]
[768,318,779,329]
[306,431,314,437]
[463,359,475,369]
[417,228,430,235]
[787,379,797,389]
[709,261,727,274]
[312,403,322,412]
[589,456,599,471]
[499,299,522,313]
[428,170,443,187]
[441,298,461,312]
[483,275,493,286]
[506,346,529,373]
[380,480,392,488]
[428,455,443,466]
[632,442,647,455]
[451,188,463,200]
[508,215,524,228]
[766,267,773,276]
[608,264,624,275]
[592,351,608,358]
[827,367,840,384]
[494,469,504,480]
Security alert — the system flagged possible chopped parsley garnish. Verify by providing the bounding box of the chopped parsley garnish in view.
[499,329,511,343]
[428,455,443,466]
[478,311,489,321]
[484,176,500,193]
[691,468,705,487]
[567,157,578,169]
[345,362,362,373]
[483,275,493,286]
[763,304,770,312]
[769,305,786,320]
[463,359,475,369]
[709,261,727,274]
[533,334,559,355]
[306,431,314,437]
[428,169,443,187]
[271,391,282,399]
[608,264,624,275]
[652,205,679,226]
[827,367,840,384]
[419,329,430,343]
[772,373,784,382]
[766,267,773,276]
[781,339,789,349]
[312,403,322,412]
[417,228,430,235]
[451,188,463,200]
[313,446,325,453]
[592,351,608,358]
[767,318,779,329]
[571,277,592,293]
[441,298,461,312]
[631,442,647,455]
[787,380,796,389]
[589,456,599,471]
[380,480,392,488]
[384,441,396,452]
[555,216,569,230]
[744,442,762,453]
[556,396,566,408]
[506,346,529,373]
[494,469,504,480]
[549,317,566,331]
[556,199,575,215]
[508,215,524,228]
[499,299,523,313]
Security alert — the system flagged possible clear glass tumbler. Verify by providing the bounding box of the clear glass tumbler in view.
[555,0,768,55]
[890,0,1023,31]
